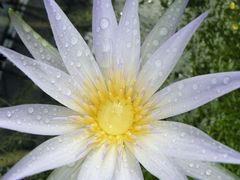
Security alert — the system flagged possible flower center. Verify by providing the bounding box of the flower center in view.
[96,100,134,135]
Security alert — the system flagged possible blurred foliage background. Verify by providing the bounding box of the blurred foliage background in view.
[0,0,239,179]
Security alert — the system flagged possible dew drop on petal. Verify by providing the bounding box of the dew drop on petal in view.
[56,72,61,78]
[100,18,109,29]
[36,115,41,120]
[211,78,217,85]
[205,169,212,176]
[28,107,34,114]
[71,37,78,45]
[192,84,198,90]
[17,119,22,125]
[223,77,230,85]
[189,163,194,168]
[155,60,162,67]
[55,13,61,20]
[153,40,159,46]
[7,111,12,118]
[159,27,169,36]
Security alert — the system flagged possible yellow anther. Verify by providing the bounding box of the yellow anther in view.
[229,2,236,10]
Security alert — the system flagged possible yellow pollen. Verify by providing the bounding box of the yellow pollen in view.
[96,100,134,135]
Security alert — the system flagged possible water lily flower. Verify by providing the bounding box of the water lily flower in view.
[0,0,240,179]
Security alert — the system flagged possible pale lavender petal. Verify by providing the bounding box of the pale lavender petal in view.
[3,129,93,180]
[141,0,189,65]
[114,0,140,84]
[9,9,66,71]
[0,47,85,113]
[92,0,117,74]
[47,159,84,180]
[145,121,240,164]
[127,142,187,180]
[78,144,117,180]
[43,0,104,88]
[174,159,239,180]
[136,12,208,101]
[0,104,79,135]
[113,148,143,180]
[149,72,240,119]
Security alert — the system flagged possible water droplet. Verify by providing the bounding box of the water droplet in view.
[125,21,130,26]
[192,84,198,90]
[65,43,69,48]
[17,119,22,125]
[71,37,78,45]
[28,107,34,114]
[206,169,212,176]
[159,27,168,36]
[62,25,67,30]
[100,18,109,29]
[66,89,71,96]
[211,78,217,85]
[133,29,138,36]
[126,42,131,48]
[26,35,31,40]
[77,50,82,57]
[7,111,12,118]
[153,40,159,46]
[189,163,194,167]
[223,153,228,158]
[56,72,61,78]
[44,109,49,113]
[155,60,162,67]
[178,82,184,90]
[55,13,61,20]
[223,77,230,85]
[102,43,111,52]
[36,115,41,120]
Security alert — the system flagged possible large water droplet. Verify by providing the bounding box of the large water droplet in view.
[192,84,198,90]
[7,111,12,118]
[211,78,217,85]
[155,60,162,67]
[159,27,168,36]
[223,77,230,85]
[77,50,83,57]
[100,18,109,29]
[71,37,78,45]
[28,107,34,114]
[55,13,61,20]
[205,169,212,176]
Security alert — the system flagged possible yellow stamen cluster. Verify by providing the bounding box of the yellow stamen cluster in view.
[74,72,153,145]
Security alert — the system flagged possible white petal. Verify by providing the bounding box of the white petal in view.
[136,12,208,101]
[127,142,187,180]
[141,0,189,65]
[3,129,93,180]
[114,0,140,84]
[149,72,240,119]
[9,9,66,71]
[174,159,238,180]
[78,144,117,180]
[43,0,104,89]
[146,121,240,164]
[0,104,79,135]
[92,0,117,73]
[113,148,143,180]
[0,47,84,113]
[47,159,84,180]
